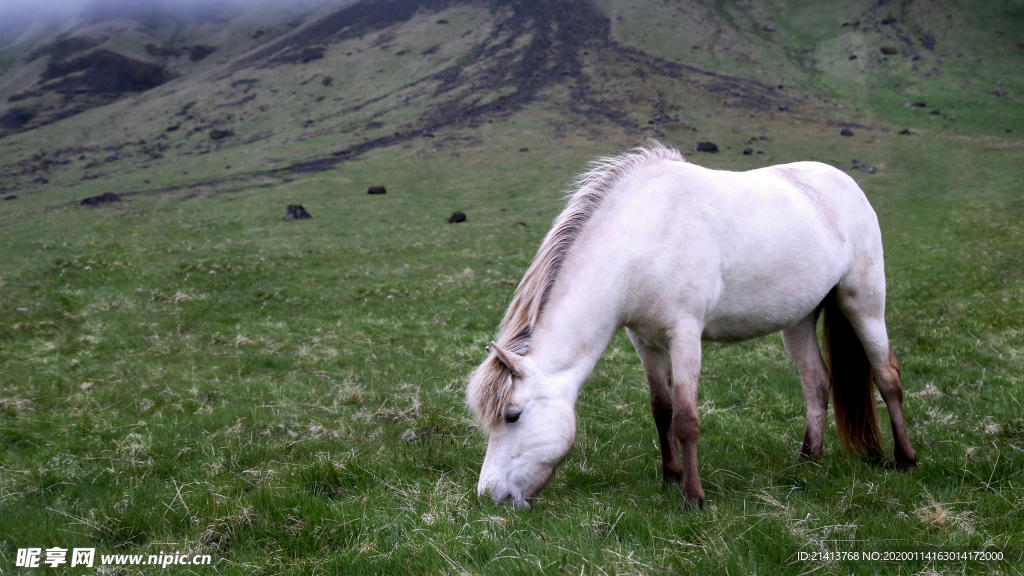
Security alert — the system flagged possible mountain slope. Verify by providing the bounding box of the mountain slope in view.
[0,0,1019,206]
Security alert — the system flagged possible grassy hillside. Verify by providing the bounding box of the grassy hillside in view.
[1,0,1022,574]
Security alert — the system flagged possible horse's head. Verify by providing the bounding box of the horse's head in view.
[469,342,576,509]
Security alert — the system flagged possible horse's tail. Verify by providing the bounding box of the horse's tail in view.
[821,287,883,457]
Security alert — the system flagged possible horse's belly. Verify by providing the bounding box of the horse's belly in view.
[700,268,835,342]
[701,313,805,342]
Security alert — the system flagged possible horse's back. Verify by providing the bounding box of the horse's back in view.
[610,159,882,342]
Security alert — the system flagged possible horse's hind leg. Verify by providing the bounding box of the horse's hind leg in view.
[627,329,682,483]
[849,314,917,468]
[782,311,830,461]
[837,286,918,468]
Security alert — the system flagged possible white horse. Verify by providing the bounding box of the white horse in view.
[466,141,916,509]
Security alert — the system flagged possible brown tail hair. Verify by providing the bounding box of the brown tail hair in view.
[822,287,883,456]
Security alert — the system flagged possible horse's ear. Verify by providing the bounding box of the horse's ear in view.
[489,341,526,378]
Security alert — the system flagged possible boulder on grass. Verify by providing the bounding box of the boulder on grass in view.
[79,192,120,206]
[694,141,719,153]
[367,186,386,195]
[447,211,466,223]
[284,204,311,221]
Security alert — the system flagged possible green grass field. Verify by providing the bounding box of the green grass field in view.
[1,1,1022,574]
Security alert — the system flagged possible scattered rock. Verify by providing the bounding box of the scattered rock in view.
[880,47,899,55]
[283,204,312,220]
[210,129,234,140]
[762,25,776,32]
[3,195,17,200]
[880,16,896,25]
[1007,129,1013,133]
[851,158,861,164]
[694,141,719,153]
[840,128,854,137]
[858,166,876,173]
[906,101,927,107]
[436,19,449,24]
[991,89,1005,97]
[367,186,386,195]
[921,33,937,51]
[849,55,858,60]
[447,211,467,223]
[929,109,941,115]
[743,148,753,155]
[166,124,180,132]
[322,76,333,86]
[778,104,789,111]
[519,147,529,152]
[79,192,120,206]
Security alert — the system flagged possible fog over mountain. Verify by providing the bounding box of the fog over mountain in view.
[0,0,337,45]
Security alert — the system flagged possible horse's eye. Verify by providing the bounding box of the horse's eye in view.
[504,410,521,424]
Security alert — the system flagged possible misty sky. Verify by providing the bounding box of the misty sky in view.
[0,0,335,25]
[0,0,343,44]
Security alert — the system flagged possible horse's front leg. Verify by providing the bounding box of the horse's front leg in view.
[669,327,704,508]
[627,329,681,484]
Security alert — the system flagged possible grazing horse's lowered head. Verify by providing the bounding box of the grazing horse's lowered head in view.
[467,141,916,510]
[468,342,576,508]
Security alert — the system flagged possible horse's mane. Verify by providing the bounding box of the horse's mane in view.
[466,141,685,428]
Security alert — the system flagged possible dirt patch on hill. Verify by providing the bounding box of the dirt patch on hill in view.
[41,49,168,94]
[261,0,795,173]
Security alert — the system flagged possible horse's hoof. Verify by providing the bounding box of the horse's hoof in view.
[863,449,886,467]
[681,496,704,511]
[681,487,704,510]
[798,451,821,464]
[895,453,917,470]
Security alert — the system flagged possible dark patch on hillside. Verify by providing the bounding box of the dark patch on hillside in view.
[0,108,35,129]
[145,43,183,58]
[26,35,106,63]
[189,45,218,62]
[40,49,168,93]
[265,0,795,174]
[240,0,456,66]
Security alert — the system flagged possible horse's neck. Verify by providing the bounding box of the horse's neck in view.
[527,245,622,400]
